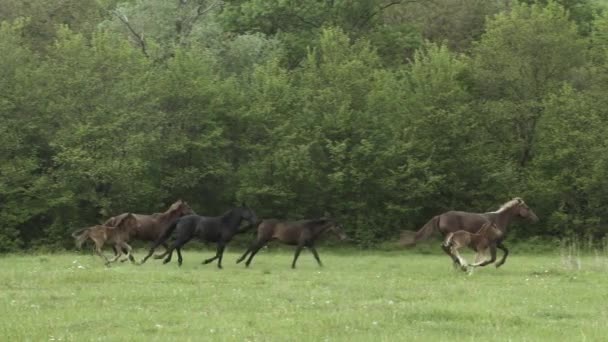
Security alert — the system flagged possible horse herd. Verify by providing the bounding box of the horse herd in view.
[71,197,538,272]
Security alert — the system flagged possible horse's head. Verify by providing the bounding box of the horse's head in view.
[115,213,140,231]
[328,221,348,241]
[238,203,258,226]
[514,198,539,223]
[169,199,195,217]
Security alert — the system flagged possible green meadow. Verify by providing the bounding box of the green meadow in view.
[1,248,607,341]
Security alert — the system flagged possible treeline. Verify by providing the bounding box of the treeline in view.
[1,0,608,251]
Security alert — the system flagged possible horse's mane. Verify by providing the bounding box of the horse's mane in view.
[304,218,331,226]
[493,197,523,213]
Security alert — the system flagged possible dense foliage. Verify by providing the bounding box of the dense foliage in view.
[1,0,608,250]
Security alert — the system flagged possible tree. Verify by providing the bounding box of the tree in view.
[471,1,585,169]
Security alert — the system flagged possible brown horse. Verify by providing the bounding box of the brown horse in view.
[72,213,139,265]
[400,197,538,267]
[236,218,347,268]
[442,222,503,272]
[104,199,194,261]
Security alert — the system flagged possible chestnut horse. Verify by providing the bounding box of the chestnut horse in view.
[104,199,194,261]
[72,213,139,265]
[236,218,347,268]
[442,222,503,272]
[400,197,538,267]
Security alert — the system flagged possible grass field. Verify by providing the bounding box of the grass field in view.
[1,247,607,341]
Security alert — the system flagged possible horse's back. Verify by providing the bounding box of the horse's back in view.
[257,219,303,244]
[439,211,489,234]
[176,214,222,240]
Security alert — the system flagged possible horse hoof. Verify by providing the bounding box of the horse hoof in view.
[163,260,170,265]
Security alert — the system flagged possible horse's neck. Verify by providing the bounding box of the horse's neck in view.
[490,209,516,233]
[311,222,332,237]
[156,207,180,223]
[221,211,243,230]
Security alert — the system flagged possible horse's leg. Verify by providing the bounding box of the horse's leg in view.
[451,247,468,272]
[176,247,183,267]
[291,243,305,269]
[141,242,163,265]
[202,242,226,269]
[244,240,267,267]
[495,242,509,268]
[441,243,460,268]
[153,242,171,259]
[308,244,323,267]
[112,245,119,257]
[476,244,497,267]
[142,239,178,265]
[120,242,136,264]
[163,246,175,264]
[95,241,111,266]
[471,249,488,267]
[236,240,257,264]
[109,250,121,263]
[217,242,227,269]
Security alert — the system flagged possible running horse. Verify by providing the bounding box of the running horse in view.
[400,197,538,267]
[104,199,194,262]
[71,213,139,265]
[140,204,257,268]
[236,218,347,268]
[442,222,503,272]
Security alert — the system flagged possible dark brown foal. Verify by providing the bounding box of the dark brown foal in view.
[236,218,347,268]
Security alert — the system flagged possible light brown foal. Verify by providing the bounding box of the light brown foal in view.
[442,222,503,272]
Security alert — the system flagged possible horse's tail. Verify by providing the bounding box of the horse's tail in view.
[71,227,91,249]
[399,215,440,247]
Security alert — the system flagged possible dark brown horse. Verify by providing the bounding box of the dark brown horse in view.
[72,213,139,265]
[104,199,194,261]
[236,218,347,268]
[442,222,504,272]
[400,197,538,267]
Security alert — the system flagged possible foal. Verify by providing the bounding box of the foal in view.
[71,213,139,265]
[236,218,347,268]
[442,222,503,272]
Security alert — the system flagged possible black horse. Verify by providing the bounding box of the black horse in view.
[140,205,257,269]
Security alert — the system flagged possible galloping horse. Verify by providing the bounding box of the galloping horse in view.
[72,213,139,265]
[236,218,347,268]
[442,222,503,271]
[140,204,257,268]
[400,197,538,267]
[104,199,194,261]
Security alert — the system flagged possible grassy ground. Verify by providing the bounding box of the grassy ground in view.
[1,247,607,341]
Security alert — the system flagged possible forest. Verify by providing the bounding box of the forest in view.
[1,0,608,251]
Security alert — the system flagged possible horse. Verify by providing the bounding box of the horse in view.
[399,197,538,267]
[442,222,504,272]
[236,218,347,269]
[71,213,139,266]
[139,204,257,268]
[104,199,194,261]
